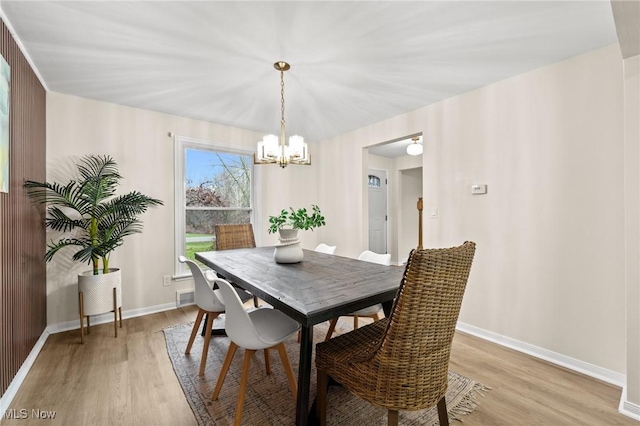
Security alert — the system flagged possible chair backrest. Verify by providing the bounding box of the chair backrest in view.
[371,241,476,409]
[315,243,336,255]
[213,278,267,350]
[357,250,391,266]
[215,224,256,250]
[179,256,225,312]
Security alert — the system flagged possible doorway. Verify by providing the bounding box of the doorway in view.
[368,169,387,254]
[367,133,424,264]
[399,167,423,261]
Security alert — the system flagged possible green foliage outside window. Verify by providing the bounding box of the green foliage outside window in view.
[184,150,252,262]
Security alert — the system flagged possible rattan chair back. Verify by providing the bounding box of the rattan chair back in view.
[214,223,259,307]
[376,241,476,409]
[316,241,476,416]
[214,224,256,250]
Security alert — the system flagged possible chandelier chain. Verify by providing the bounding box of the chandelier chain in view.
[280,70,285,127]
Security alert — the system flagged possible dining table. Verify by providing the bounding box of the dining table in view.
[195,246,404,426]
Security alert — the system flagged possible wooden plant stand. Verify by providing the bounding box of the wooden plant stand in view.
[78,287,122,344]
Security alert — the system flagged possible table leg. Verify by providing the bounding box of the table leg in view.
[382,300,393,317]
[296,324,313,426]
[201,313,227,337]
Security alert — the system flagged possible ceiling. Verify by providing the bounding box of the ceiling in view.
[0,1,619,156]
[369,135,422,159]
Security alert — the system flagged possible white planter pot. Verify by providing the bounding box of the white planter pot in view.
[78,268,122,316]
[274,229,304,264]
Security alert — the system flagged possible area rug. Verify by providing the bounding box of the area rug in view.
[163,319,488,426]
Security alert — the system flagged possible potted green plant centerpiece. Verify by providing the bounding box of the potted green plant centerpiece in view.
[24,154,163,342]
[267,204,325,263]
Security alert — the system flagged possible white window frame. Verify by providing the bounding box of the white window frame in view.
[174,135,255,277]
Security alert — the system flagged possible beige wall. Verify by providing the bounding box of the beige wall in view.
[45,93,318,325]
[317,44,626,374]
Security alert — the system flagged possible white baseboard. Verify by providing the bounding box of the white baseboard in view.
[46,302,177,334]
[1,301,179,418]
[2,309,633,421]
[456,321,625,387]
[618,387,640,421]
[0,330,49,419]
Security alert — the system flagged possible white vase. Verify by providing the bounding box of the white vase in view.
[78,268,122,316]
[274,229,304,263]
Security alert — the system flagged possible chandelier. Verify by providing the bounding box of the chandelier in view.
[406,136,423,156]
[255,61,310,168]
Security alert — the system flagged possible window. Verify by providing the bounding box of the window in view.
[175,136,253,275]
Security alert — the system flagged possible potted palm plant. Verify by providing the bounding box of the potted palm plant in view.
[267,204,325,263]
[24,154,163,341]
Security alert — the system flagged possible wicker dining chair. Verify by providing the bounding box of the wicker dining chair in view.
[315,241,476,426]
[214,223,260,307]
[215,223,256,251]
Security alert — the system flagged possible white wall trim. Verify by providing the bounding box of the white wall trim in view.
[618,387,640,421]
[0,330,50,419]
[456,321,626,387]
[2,310,633,420]
[46,302,176,334]
[1,301,178,418]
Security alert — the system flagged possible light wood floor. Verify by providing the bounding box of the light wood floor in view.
[3,305,636,426]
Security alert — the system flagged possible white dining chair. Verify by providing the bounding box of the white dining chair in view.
[324,250,391,341]
[211,278,300,426]
[179,255,226,376]
[315,243,337,255]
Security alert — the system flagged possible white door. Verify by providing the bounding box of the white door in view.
[368,169,387,254]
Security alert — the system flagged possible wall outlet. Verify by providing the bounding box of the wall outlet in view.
[163,275,172,287]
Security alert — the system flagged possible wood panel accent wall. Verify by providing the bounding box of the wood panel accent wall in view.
[0,19,46,398]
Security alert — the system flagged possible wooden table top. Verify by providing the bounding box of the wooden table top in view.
[196,246,404,327]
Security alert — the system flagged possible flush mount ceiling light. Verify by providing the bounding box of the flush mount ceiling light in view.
[255,61,310,168]
[406,136,423,156]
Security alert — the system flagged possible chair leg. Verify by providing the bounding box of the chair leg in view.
[119,306,123,328]
[372,312,380,321]
[264,348,271,375]
[437,396,449,426]
[316,369,328,426]
[186,309,205,355]
[353,315,359,330]
[212,342,238,400]
[275,342,297,401]
[199,312,219,376]
[113,287,118,338]
[234,349,256,426]
[79,291,84,344]
[324,318,338,341]
[388,410,399,426]
[253,295,259,308]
